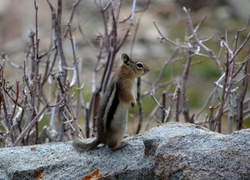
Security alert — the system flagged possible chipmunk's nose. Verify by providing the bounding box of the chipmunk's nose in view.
[144,67,150,74]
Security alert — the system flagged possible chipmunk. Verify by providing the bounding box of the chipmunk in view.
[72,53,149,151]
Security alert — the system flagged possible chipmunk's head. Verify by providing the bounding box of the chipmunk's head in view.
[120,53,149,78]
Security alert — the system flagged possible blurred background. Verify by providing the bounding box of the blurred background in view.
[0,0,249,138]
[0,0,249,58]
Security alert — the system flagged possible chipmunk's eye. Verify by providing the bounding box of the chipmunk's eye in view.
[136,62,143,69]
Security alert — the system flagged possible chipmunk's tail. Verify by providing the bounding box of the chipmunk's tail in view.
[72,138,100,151]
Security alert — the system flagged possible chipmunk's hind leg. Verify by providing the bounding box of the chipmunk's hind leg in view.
[106,130,127,150]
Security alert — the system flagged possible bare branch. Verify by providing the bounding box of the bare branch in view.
[153,21,190,48]
[183,7,224,74]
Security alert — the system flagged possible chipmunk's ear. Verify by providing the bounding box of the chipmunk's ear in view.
[121,53,130,66]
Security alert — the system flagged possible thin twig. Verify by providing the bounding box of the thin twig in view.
[183,7,224,74]
[62,0,83,40]
[153,21,190,48]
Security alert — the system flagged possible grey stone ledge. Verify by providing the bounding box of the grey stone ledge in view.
[0,123,249,180]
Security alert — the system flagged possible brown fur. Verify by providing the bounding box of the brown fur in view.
[72,53,149,151]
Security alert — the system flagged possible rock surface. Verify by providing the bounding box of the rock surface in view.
[0,123,249,180]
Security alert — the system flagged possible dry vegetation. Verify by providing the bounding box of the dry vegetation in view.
[0,0,249,147]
